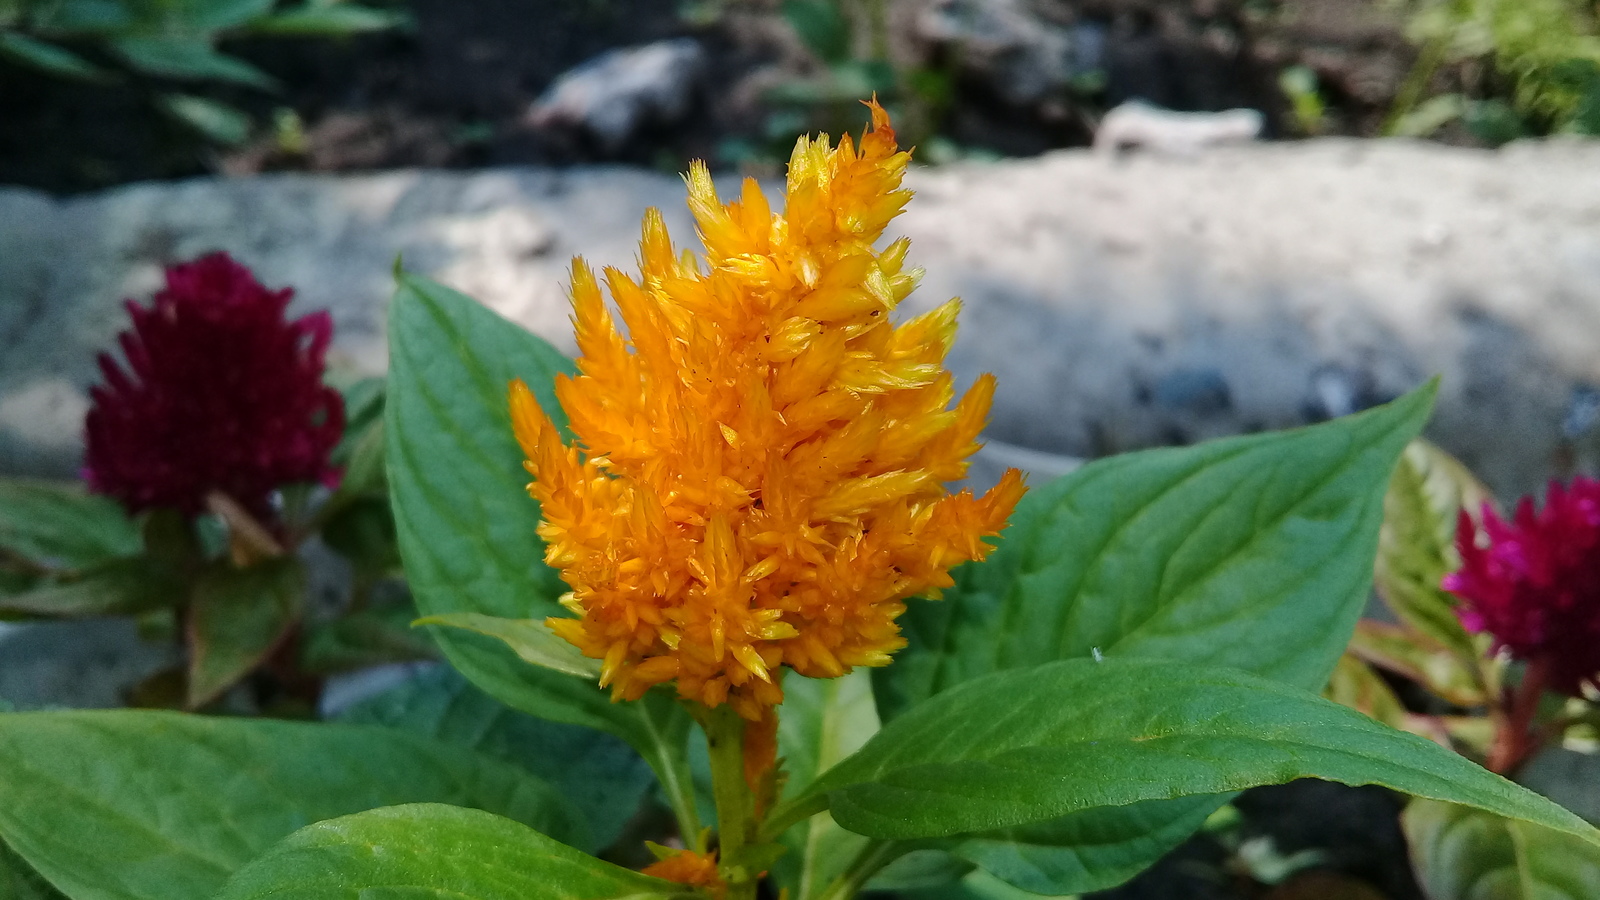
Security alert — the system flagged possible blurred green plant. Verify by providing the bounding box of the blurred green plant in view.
[694,0,960,170]
[1386,0,1600,143]
[1279,63,1328,136]
[0,0,407,145]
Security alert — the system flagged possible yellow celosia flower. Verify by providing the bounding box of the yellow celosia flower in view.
[511,101,1026,719]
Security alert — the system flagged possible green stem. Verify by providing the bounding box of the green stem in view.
[653,741,705,854]
[1385,35,1451,135]
[635,702,703,853]
[814,840,907,900]
[864,0,889,62]
[705,706,757,900]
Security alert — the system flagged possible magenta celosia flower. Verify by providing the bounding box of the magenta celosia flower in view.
[1444,476,1600,696]
[84,252,344,519]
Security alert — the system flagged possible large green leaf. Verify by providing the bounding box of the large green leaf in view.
[0,480,141,570]
[216,803,684,900]
[186,556,304,707]
[780,659,1598,849]
[340,666,655,852]
[869,386,1433,893]
[0,841,64,900]
[0,710,587,900]
[385,273,697,819]
[877,384,1437,720]
[1404,799,1600,900]
[941,796,1221,896]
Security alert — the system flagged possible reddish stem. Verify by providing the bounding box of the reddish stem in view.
[1487,656,1551,776]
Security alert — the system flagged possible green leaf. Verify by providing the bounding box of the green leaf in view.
[341,415,388,494]
[1374,439,1490,666]
[0,710,588,900]
[339,666,655,852]
[773,671,883,899]
[942,796,1222,896]
[0,840,65,900]
[385,273,698,824]
[0,556,182,617]
[216,803,681,900]
[336,376,387,444]
[299,594,435,674]
[781,0,850,64]
[416,612,601,679]
[1390,93,1467,137]
[877,384,1437,720]
[245,4,408,36]
[1404,799,1600,900]
[186,557,304,707]
[870,386,1434,893]
[785,659,1598,849]
[113,38,278,89]
[167,0,276,31]
[25,0,134,35]
[0,32,107,80]
[0,479,141,570]
[157,93,253,145]
[1347,619,1486,709]
[1325,651,1410,731]
[1464,98,1528,147]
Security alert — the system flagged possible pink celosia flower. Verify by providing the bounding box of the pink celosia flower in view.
[1444,476,1600,696]
[84,252,344,519]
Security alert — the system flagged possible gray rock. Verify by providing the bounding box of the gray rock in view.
[4,138,1600,502]
[914,0,1085,107]
[0,619,177,709]
[526,39,706,153]
[1518,746,1600,825]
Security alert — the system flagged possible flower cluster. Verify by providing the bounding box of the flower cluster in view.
[84,252,345,519]
[511,102,1025,718]
[1445,476,1600,696]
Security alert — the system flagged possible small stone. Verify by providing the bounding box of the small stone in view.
[1094,100,1263,155]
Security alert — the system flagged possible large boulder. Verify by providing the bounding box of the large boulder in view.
[4,138,1600,498]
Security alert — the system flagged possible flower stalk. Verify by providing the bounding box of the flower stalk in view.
[1487,656,1552,775]
[704,706,760,900]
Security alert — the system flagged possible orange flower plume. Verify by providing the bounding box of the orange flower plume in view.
[511,101,1026,719]
[643,848,724,898]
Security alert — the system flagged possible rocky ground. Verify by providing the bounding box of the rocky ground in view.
[6,138,1599,501]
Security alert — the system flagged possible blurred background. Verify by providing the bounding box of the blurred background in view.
[4,0,1600,190]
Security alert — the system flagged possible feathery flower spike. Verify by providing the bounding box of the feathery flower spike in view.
[85,252,344,519]
[1445,476,1600,696]
[511,101,1026,717]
